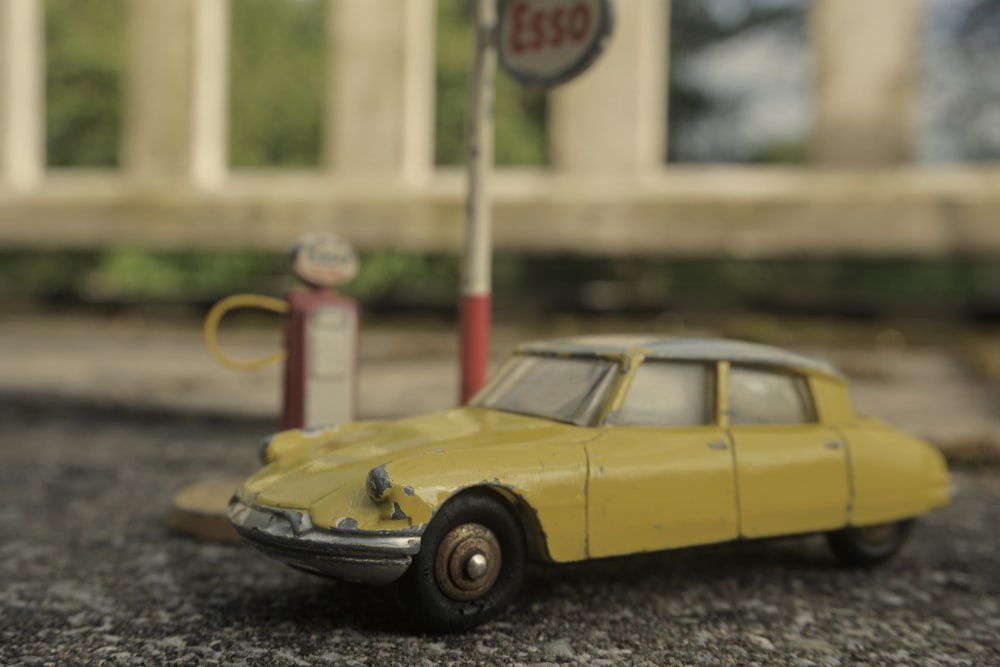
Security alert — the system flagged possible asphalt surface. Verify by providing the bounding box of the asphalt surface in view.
[2,400,998,667]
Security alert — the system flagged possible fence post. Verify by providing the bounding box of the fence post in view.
[191,0,230,189]
[812,0,920,165]
[0,0,45,191]
[549,0,669,173]
[326,0,436,183]
[123,0,194,183]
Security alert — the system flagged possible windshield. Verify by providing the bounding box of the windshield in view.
[471,354,619,426]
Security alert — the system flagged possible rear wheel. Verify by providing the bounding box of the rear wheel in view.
[826,520,913,568]
[397,492,526,633]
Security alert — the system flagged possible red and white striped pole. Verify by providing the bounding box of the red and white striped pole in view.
[460,0,497,404]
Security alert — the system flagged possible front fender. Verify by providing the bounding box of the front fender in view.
[376,441,589,562]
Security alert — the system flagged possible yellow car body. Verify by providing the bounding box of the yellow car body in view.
[229,336,951,630]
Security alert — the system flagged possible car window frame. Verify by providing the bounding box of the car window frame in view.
[604,358,720,429]
[472,351,623,427]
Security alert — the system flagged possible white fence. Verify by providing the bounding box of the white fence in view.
[1,0,998,256]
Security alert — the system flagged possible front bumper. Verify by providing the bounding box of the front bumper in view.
[228,496,421,585]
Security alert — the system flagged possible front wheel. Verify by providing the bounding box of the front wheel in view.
[826,520,913,568]
[396,492,526,633]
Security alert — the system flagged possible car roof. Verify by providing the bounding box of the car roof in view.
[516,335,842,377]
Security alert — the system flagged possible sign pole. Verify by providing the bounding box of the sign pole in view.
[460,0,497,404]
[459,0,614,403]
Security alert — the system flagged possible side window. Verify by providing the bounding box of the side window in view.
[728,366,815,426]
[614,362,714,427]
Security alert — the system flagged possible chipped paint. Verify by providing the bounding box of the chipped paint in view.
[387,482,435,526]
[257,434,275,465]
[298,424,340,437]
[260,420,371,465]
[229,496,420,585]
[366,464,392,502]
[336,517,359,530]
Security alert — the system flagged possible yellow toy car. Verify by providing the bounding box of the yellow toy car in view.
[228,336,951,632]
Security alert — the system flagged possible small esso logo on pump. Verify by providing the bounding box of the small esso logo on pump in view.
[291,233,360,289]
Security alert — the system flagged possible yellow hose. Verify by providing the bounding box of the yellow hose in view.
[203,294,290,372]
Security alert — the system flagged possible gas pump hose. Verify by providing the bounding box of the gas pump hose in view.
[203,294,290,371]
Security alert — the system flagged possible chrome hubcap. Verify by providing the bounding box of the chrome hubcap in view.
[466,553,489,580]
[434,523,502,601]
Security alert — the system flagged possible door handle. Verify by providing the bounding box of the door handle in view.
[707,441,728,450]
[825,441,842,450]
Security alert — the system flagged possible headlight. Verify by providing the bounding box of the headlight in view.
[258,435,275,465]
[366,465,392,503]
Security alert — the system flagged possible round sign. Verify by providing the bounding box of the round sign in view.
[497,0,615,89]
[291,233,359,288]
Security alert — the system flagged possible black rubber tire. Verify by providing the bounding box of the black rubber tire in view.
[396,492,526,633]
[826,520,913,568]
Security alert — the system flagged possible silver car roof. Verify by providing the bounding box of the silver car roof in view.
[516,335,841,377]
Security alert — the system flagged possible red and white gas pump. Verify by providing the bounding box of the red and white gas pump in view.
[203,233,360,429]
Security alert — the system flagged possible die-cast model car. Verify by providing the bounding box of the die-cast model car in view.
[229,336,951,631]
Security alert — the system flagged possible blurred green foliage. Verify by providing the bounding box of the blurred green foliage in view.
[0,248,452,305]
[435,1,548,165]
[0,250,289,302]
[229,0,326,167]
[45,0,125,167]
[3,248,997,320]
[668,0,811,164]
[43,0,547,169]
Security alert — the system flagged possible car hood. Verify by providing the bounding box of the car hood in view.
[240,407,573,509]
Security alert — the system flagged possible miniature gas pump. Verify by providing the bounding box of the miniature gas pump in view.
[203,233,360,429]
[172,234,360,544]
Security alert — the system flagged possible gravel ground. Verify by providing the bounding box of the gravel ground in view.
[1,400,998,667]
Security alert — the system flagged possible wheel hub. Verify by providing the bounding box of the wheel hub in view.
[434,523,502,601]
[466,553,489,580]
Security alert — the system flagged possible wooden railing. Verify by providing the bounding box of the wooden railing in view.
[1,0,998,256]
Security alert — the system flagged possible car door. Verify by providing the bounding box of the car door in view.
[726,364,850,539]
[586,360,739,559]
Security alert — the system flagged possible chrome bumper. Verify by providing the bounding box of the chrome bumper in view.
[227,496,421,585]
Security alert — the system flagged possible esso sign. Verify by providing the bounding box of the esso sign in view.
[497,0,615,89]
